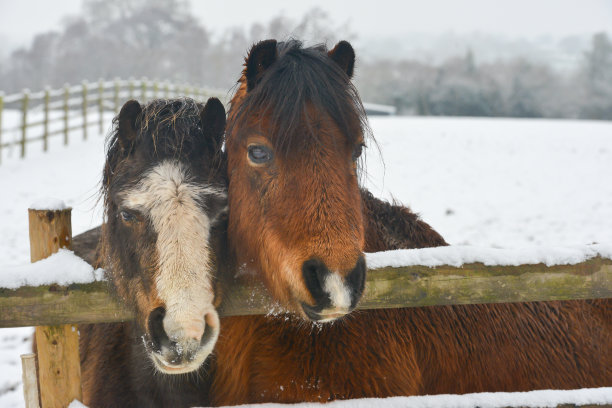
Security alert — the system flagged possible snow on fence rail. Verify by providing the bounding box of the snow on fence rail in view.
[2,207,612,407]
[1,211,611,328]
[0,78,227,164]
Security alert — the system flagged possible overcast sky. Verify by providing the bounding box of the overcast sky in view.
[1,0,611,51]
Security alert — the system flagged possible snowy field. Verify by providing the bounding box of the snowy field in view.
[1,115,612,407]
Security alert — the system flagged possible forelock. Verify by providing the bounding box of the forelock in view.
[229,40,373,156]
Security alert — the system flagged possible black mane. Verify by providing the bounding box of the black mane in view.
[103,98,224,202]
[231,40,372,155]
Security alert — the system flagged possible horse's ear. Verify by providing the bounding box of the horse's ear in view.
[200,97,226,152]
[118,100,142,148]
[245,39,278,91]
[328,40,355,79]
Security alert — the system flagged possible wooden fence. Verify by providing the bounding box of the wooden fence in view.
[1,207,611,407]
[2,248,612,328]
[0,78,226,164]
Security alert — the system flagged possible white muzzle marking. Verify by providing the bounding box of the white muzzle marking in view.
[122,160,225,373]
[318,273,352,321]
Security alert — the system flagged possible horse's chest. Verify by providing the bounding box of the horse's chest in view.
[247,325,421,402]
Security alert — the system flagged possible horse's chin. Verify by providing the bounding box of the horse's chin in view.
[146,322,220,375]
[299,302,351,323]
[149,341,216,375]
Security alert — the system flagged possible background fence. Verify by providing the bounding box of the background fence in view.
[0,78,227,164]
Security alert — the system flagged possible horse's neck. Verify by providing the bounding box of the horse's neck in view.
[72,226,103,267]
[361,188,448,252]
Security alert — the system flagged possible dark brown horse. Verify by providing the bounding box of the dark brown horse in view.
[78,97,228,407]
[209,39,612,405]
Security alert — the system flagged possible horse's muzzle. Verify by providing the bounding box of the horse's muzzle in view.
[301,256,366,322]
[146,307,220,374]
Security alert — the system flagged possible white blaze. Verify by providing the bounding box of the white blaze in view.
[121,160,225,343]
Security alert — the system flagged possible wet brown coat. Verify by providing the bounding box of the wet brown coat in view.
[209,40,612,405]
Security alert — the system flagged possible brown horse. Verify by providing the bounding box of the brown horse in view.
[78,97,228,407]
[209,39,612,405]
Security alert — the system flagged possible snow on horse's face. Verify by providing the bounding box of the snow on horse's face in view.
[102,98,227,374]
[226,40,368,321]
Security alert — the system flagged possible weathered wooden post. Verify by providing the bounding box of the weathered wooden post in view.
[63,85,69,146]
[141,77,147,102]
[21,90,29,158]
[28,206,82,408]
[113,78,120,113]
[43,87,50,152]
[128,78,134,100]
[81,81,88,140]
[21,353,40,408]
[98,79,104,135]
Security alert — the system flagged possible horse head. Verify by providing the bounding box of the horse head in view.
[226,40,369,322]
[102,97,227,373]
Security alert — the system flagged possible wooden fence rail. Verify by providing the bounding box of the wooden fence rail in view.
[0,78,227,164]
[2,228,611,329]
[2,208,611,408]
[1,256,612,328]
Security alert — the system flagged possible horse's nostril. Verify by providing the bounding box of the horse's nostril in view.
[147,307,168,352]
[200,313,219,347]
[346,256,366,309]
[205,312,220,330]
[302,258,332,308]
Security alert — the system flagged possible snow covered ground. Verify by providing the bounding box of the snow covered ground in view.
[69,388,612,408]
[364,117,612,248]
[1,115,612,407]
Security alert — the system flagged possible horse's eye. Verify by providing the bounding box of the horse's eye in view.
[247,145,273,165]
[352,144,365,161]
[119,210,138,223]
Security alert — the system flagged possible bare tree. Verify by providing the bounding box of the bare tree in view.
[578,32,612,119]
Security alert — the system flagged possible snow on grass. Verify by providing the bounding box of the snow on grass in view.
[0,111,110,269]
[0,249,104,289]
[0,328,34,408]
[66,387,612,408]
[366,243,612,268]
[363,117,612,248]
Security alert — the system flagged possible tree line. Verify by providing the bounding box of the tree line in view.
[355,34,612,120]
[1,0,610,120]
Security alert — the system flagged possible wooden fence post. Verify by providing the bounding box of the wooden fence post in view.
[81,81,88,140]
[128,78,134,100]
[21,353,40,408]
[113,78,120,113]
[98,79,104,135]
[141,77,147,102]
[0,91,4,164]
[28,207,82,408]
[21,90,29,158]
[63,85,69,146]
[43,88,50,152]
